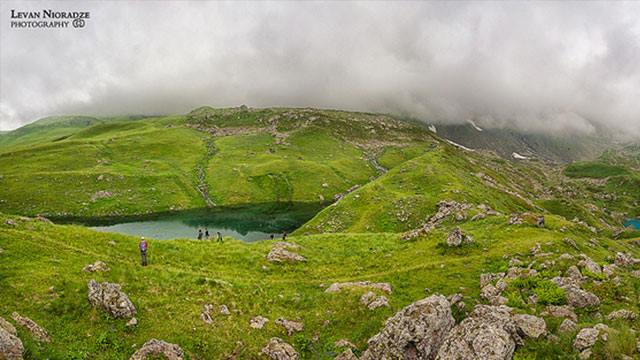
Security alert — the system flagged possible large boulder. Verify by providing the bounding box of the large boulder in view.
[436,305,521,360]
[129,339,184,360]
[87,280,136,318]
[267,247,306,263]
[0,321,23,360]
[261,337,299,360]
[361,294,455,360]
[11,312,50,343]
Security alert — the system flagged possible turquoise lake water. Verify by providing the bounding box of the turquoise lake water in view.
[624,219,640,230]
[59,203,324,242]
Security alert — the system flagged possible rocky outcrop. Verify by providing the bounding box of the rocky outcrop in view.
[82,261,110,272]
[250,316,269,329]
[0,318,23,360]
[261,337,299,360]
[325,282,392,294]
[11,312,50,343]
[436,305,520,360]
[130,339,184,360]
[361,294,455,360]
[275,318,304,336]
[513,314,546,339]
[403,200,471,240]
[446,228,473,247]
[87,280,136,318]
[360,292,389,310]
[577,255,601,274]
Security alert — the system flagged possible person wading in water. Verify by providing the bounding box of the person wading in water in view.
[139,237,149,266]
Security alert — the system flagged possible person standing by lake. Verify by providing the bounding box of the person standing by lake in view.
[139,237,148,266]
[282,232,287,241]
[197,228,203,240]
[205,228,210,240]
[217,231,223,243]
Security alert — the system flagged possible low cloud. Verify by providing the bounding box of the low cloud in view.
[1,1,639,137]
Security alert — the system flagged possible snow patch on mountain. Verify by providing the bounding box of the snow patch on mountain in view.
[445,139,475,152]
[512,152,530,160]
[428,125,437,133]
[468,120,483,132]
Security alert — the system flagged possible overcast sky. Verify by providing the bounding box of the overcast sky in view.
[0,1,639,136]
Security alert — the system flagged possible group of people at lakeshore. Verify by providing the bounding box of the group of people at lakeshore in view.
[137,230,288,266]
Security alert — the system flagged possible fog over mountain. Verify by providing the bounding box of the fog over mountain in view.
[1,1,639,136]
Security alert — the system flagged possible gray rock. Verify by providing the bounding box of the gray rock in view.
[436,305,521,360]
[275,318,304,336]
[82,261,110,272]
[129,339,184,360]
[446,228,473,247]
[87,280,136,318]
[361,294,455,360]
[551,278,600,308]
[267,247,306,263]
[558,319,577,333]
[261,337,299,360]
[541,305,578,322]
[513,314,546,339]
[607,309,637,321]
[573,328,598,351]
[200,304,214,324]
[614,252,640,267]
[360,292,389,310]
[577,255,601,274]
[0,317,16,336]
[0,325,23,360]
[250,316,269,329]
[11,312,50,343]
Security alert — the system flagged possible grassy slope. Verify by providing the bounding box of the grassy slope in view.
[0,108,434,218]
[2,213,639,359]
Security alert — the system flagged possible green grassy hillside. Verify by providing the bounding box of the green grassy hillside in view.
[0,108,433,218]
[2,212,639,359]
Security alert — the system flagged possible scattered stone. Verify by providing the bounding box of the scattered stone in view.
[559,253,575,261]
[267,247,306,263]
[437,305,520,360]
[607,309,637,321]
[360,292,389,310]
[275,318,304,336]
[0,317,16,336]
[573,328,598,351]
[82,261,110,272]
[11,312,50,343]
[361,294,455,360]
[200,304,214,324]
[325,281,392,294]
[402,200,471,240]
[220,304,231,315]
[614,252,640,267]
[0,325,23,360]
[563,238,579,250]
[566,266,585,283]
[513,314,547,339]
[536,216,545,227]
[250,316,269,329]
[34,215,52,224]
[509,214,523,225]
[602,264,617,278]
[130,339,184,360]
[579,349,592,360]
[261,337,299,360]
[541,305,578,322]
[126,317,138,327]
[559,319,577,333]
[87,280,136,318]
[4,219,17,227]
[530,243,541,255]
[446,227,473,247]
[480,273,505,288]
[335,349,358,360]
